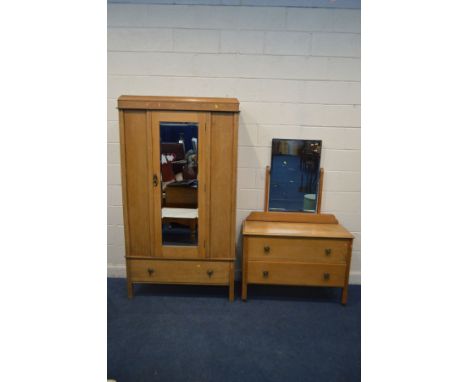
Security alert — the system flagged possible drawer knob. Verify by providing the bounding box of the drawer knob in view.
[207,269,214,278]
[147,268,155,276]
[264,245,270,254]
[323,272,330,281]
[263,271,269,278]
[325,248,332,256]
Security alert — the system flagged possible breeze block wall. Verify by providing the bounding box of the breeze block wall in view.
[107,1,361,283]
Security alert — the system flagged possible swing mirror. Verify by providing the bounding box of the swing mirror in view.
[268,139,322,213]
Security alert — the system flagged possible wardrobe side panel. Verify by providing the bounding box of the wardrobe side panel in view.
[123,110,152,257]
[209,113,236,259]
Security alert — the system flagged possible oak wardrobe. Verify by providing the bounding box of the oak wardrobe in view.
[118,96,239,301]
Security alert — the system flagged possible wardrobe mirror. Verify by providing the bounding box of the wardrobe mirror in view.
[268,139,322,213]
[160,122,198,246]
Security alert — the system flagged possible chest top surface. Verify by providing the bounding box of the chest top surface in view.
[242,220,353,239]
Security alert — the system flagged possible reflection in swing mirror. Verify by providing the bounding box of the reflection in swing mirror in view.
[268,139,322,213]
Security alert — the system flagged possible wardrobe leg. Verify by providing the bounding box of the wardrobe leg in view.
[228,262,234,302]
[127,280,134,299]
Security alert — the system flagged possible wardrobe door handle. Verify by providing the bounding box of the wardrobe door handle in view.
[153,174,159,187]
[323,272,330,281]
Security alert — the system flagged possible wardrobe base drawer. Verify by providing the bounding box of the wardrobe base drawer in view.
[247,261,346,287]
[127,259,230,285]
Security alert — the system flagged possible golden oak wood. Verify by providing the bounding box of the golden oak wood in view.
[246,211,338,224]
[242,212,354,304]
[151,111,208,260]
[230,113,239,261]
[341,240,353,304]
[247,236,348,263]
[210,113,237,259]
[264,166,270,211]
[317,168,324,213]
[119,111,131,268]
[241,229,248,301]
[124,110,152,257]
[229,262,235,302]
[204,112,211,259]
[161,246,198,258]
[243,221,353,239]
[126,256,233,262]
[247,261,346,287]
[150,112,163,257]
[119,96,239,300]
[146,111,155,257]
[125,258,133,298]
[128,259,230,284]
[196,112,208,259]
[118,95,239,112]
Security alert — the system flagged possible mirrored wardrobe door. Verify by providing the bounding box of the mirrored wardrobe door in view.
[151,111,208,259]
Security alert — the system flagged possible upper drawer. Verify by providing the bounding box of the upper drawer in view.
[247,236,349,263]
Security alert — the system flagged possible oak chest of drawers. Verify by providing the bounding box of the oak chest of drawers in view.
[241,212,354,304]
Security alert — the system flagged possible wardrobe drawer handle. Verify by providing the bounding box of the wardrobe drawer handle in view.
[207,270,214,278]
[323,272,330,281]
[264,245,270,254]
[325,248,332,256]
[147,268,155,276]
[263,271,269,278]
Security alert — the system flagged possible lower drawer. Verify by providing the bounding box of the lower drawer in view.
[247,261,346,287]
[127,259,230,285]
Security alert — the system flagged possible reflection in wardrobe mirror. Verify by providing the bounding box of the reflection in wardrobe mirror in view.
[268,139,322,213]
[160,122,198,246]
